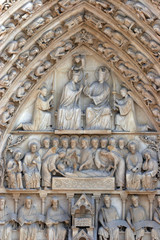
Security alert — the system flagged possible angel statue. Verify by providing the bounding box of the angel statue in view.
[16,86,53,131]
[114,87,137,132]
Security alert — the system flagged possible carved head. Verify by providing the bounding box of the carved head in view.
[8,104,15,114]
[98,67,108,83]
[65,41,72,50]
[51,196,59,210]
[143,150,151,161]
[18,37,26,48]
[104,195,111,208]
[100,137,108,149]
[109,137,116,147]
[128,141,137,154]
[40,86,48,97]
[61,136,69,149]
[118,138,126,150]
[0,197,6,210]
[91,136,99,149]
[30,143,38,153]
[74,55,81,63]
[81,137,90,149]
[44,61,52,70]
[52,137,59,148]
[70,136,79,149]
[25,196,32,209]
[59,149,66,159]
[9,69,17,80]
[42,137,50,149]
[120,87,128,97]
[13,149,23,161]
[131,195,139,208]
[24,81,32,90]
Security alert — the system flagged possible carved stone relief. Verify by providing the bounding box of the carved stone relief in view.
[0,1,160,240]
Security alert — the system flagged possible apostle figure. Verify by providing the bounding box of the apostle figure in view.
[126,141,143,190]
[42,136,60,189]
[0,196,16,240]
[65,136,81,171]
[6,148,23,189]
[46,197,69,240]
[95,137,109,170]
[79,136,93,171]
[142,149,158,190]
[84,66,111,130]
[39,137,50,160]
[18,196,44,240]
[125,195,146,240]
[23,140,41,189]
[16,86,53,130]
[98,195,119,240]
[151,196,160,240]
[115,87,137,132]
[117,138,128,159]
[57,69,83,130]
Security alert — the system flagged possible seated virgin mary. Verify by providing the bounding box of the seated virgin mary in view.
[57,69,83,130]
[83,66,111,130]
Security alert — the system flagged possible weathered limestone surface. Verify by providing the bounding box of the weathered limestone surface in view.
[0,0,160,239]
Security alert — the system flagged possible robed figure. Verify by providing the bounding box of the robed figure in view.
[98,195,119,240]
[115,87,137,132]
[57,69,83,130]
[84,66,111,130]
[16,86,53,131]
[0,197,16,240]
[18,197,44,240]
[46,197,69,240]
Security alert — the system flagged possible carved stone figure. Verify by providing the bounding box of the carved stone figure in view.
[84,66,111,130]
[57,69,83,130]
[90,136,99,165]
[16,86,53,131]
[18,196,44,240]
[50,41,73,60]
[1,37,26,61]
[95,137,108,170]
[0,104,15,126]
[0,69,18,89]
[65,14,83,29]
[117,138,129,159]
[39,137,50,160]
[26,17,45,36]
[65,135,81,171]
[6,148,23,189]
[98,195,119,240]
[151,196,160,240]
[126,142,143,190]
[23,140,41,189]
[115,87,137,132]
[11,81,32,102]
[46,197,69,240]
[42,136,60,189]
[125,195,146,240]
[142,149,158,190]
[79,136,93,171]
[29,61,52,80]
[0,196,16,240]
